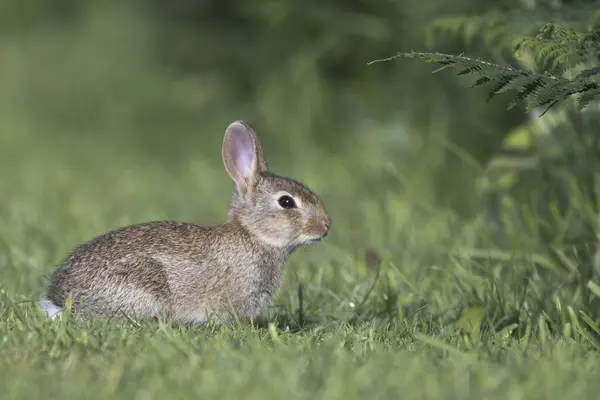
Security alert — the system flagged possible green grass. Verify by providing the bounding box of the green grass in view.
[2,121,600,400]
[2,5,600,399]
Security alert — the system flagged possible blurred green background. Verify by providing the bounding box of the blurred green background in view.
[0,0,526,212]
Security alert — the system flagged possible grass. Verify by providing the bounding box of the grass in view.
[2,4,600,399]
[2,118,600,400]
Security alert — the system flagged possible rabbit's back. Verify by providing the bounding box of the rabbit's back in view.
[45,221,286,323]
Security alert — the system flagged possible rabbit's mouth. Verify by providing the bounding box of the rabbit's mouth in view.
[305,236,324,244]
[299,229,329,246]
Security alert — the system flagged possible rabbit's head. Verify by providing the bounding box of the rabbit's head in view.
[222,121,331,252]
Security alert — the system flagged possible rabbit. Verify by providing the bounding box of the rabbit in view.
[38,120,331,325]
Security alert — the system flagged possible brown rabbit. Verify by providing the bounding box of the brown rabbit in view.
[38,121,331,325]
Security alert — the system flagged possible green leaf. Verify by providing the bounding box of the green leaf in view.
[587,281,600,299]
[455,306,486,337]
[578,88,600,110]
[579,311,600,350]
[574,67,600,80]
[471,76,492,88]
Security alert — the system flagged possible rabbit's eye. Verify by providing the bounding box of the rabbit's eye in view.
[277,195,297,209]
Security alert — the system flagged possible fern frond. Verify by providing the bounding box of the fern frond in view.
[575,66,600,80]
[370,51,600,114]
[426,3,600,54]
[515,24,600,71]
[579,88,600,110]
[498,74,545,95]
[471,76,491,88]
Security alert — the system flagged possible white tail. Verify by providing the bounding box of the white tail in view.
[39,298,63,319]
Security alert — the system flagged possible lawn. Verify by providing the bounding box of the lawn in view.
[2,11,600,398]
[1,120,600,400]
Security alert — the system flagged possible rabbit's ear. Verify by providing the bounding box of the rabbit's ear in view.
[222,121,267,194]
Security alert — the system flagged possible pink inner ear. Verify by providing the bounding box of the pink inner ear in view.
[232,127,255,178]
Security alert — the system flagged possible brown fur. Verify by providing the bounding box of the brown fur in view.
[40,121,331,325]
